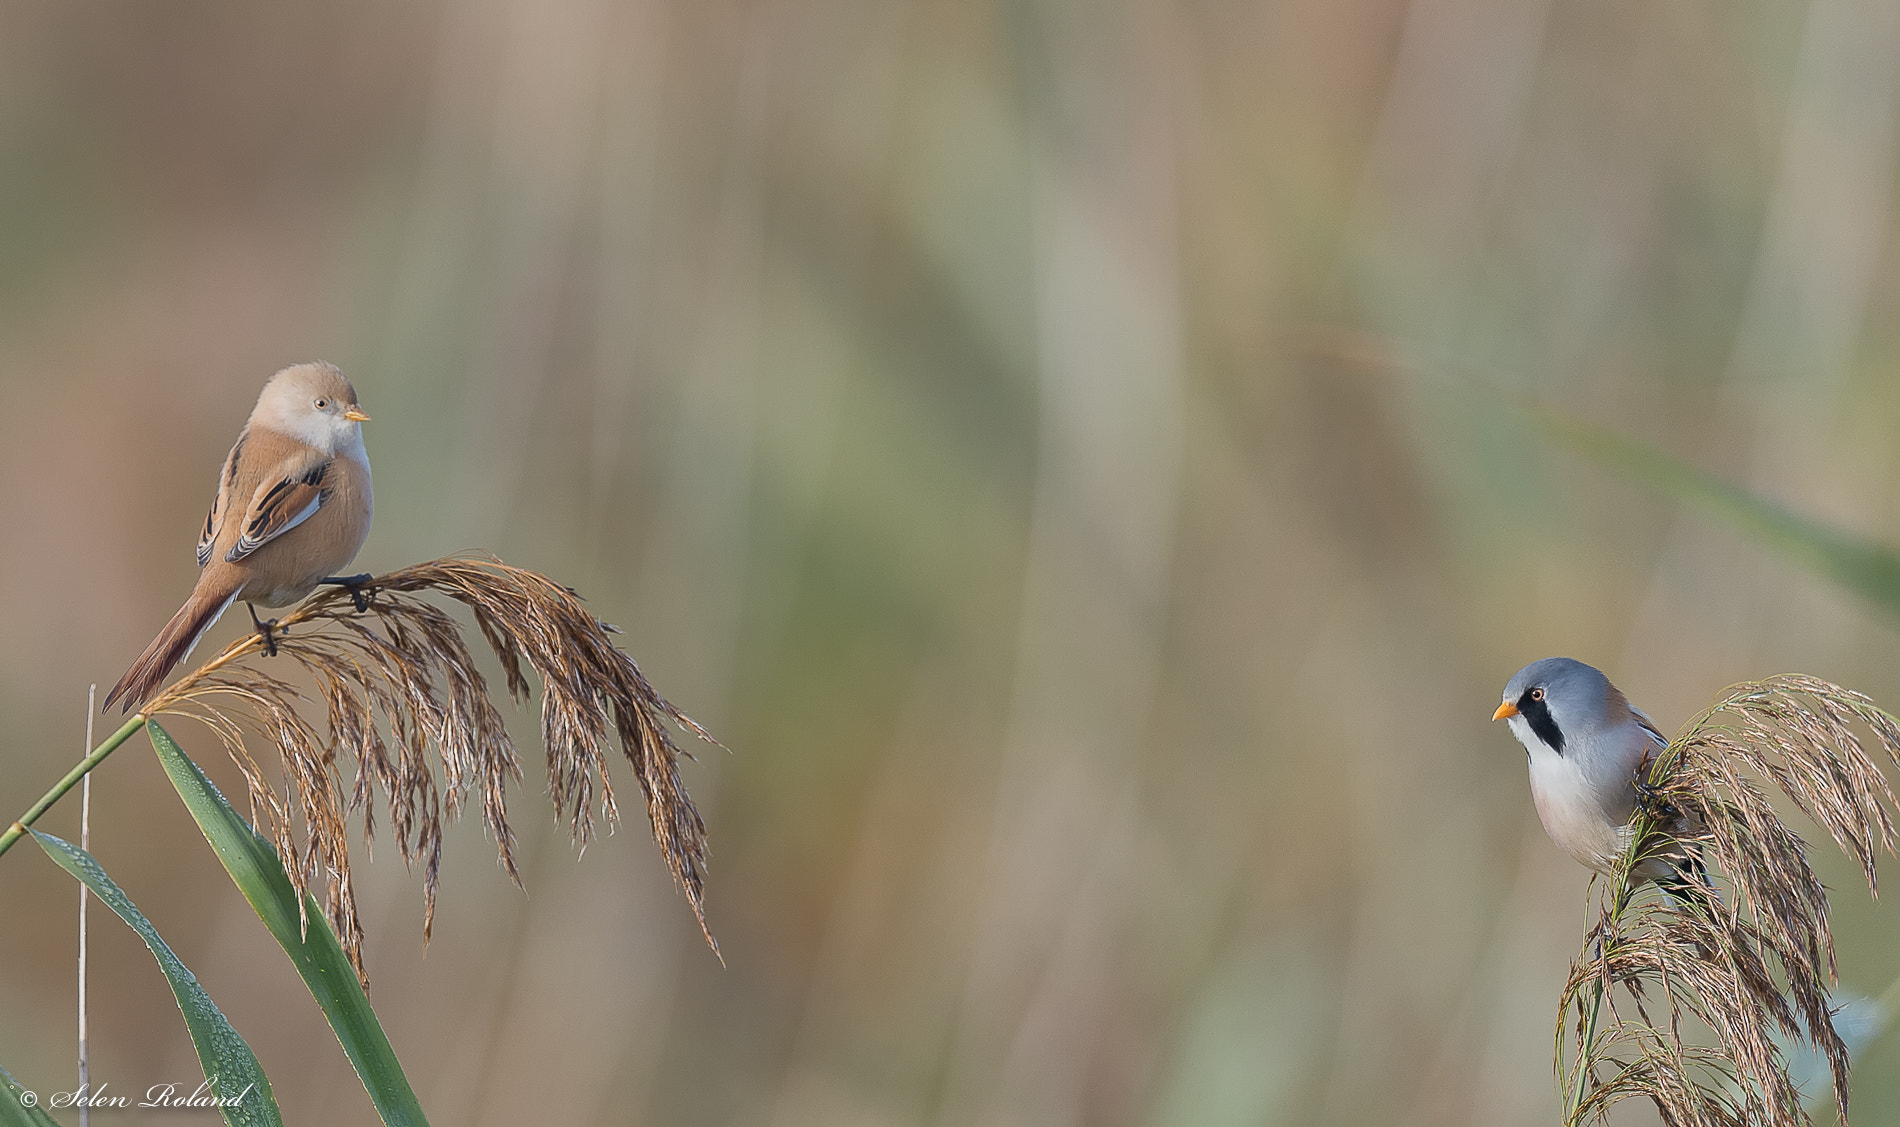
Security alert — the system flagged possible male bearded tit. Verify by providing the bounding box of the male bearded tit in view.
[1494,657,1707,902]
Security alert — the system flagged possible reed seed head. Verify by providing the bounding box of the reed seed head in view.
[142,556,720,984]
[1560,676,1900,1127]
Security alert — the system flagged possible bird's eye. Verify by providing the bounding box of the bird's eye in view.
[1530,687,1545,701]
[314,397,329,410]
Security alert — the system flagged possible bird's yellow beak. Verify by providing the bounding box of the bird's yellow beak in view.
[343,406,371,423]
[1493,700,1519,721]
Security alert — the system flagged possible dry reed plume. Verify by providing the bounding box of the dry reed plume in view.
[138,556,720,983]
[1561,676,1900,1126]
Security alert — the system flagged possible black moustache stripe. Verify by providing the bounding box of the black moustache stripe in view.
[1519,691,1565,755]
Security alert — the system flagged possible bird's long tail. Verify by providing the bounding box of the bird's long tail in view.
[103,586,237,713]
[1655,850,1718,914]
[1634,839,1719,915]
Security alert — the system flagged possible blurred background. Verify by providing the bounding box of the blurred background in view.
[3,0,1900,1123]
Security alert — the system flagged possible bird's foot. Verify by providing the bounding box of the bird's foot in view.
[247,603,280,657]
[1634,775,1677,817]
[320,573,375,613]
[1633,750,1677,816]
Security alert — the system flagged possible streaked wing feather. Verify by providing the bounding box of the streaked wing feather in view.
[195,498,217,567]
[224,460,332,563]
[196,436,246,567]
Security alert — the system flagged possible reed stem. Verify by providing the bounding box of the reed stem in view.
[1566,975,1606,1123]
[0,714,147,862]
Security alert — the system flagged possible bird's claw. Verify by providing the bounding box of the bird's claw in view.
[320,573,374,613]
[1634,775,1677,817]
[247,604,280,657]
[1633,750,1677,816]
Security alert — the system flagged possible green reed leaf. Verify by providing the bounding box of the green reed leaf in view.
[146,720,429,1127]
[0,1065,61,1127]
[1532,408,1900,615]
[30,830,280,1127]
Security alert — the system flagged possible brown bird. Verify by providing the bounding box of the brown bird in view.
[104,362,374,712]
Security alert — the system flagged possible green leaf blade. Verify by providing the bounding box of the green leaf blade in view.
[1532,408,1900,617]
[0,1065,63,1127]
[29,830,280,1127]
[146,720,429,1127]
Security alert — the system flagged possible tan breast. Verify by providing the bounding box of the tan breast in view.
[205,428,373,608]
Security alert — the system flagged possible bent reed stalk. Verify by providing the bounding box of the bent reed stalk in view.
[0,714,149,860]
[4,556,720,984]
[1559,676,1900,1127]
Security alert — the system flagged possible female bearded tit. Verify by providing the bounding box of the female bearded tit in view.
[1494,657,1708,903]
[104,363,373,712]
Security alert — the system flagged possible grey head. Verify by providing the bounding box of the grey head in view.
[1497,657,1619,757]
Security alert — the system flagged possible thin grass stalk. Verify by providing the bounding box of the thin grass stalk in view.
[77,684,93,1127]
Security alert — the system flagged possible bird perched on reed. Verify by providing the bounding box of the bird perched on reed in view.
[1494,657,1707,902]
[104,362,373,712]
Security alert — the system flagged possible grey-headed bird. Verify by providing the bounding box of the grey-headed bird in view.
[1494,657,1706,901]
[104,363,373,712]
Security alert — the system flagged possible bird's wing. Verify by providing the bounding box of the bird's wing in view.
[195,493,219,567]
[224,454,334,563]
[1630,704,1669,750]
[196,434,247,567]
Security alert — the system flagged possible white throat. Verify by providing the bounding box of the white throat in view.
[251,404,364,461]
[331,422,370,467]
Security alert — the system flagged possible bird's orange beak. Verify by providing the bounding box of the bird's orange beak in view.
[1493,700,1519,721]
[343,406,371,422]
